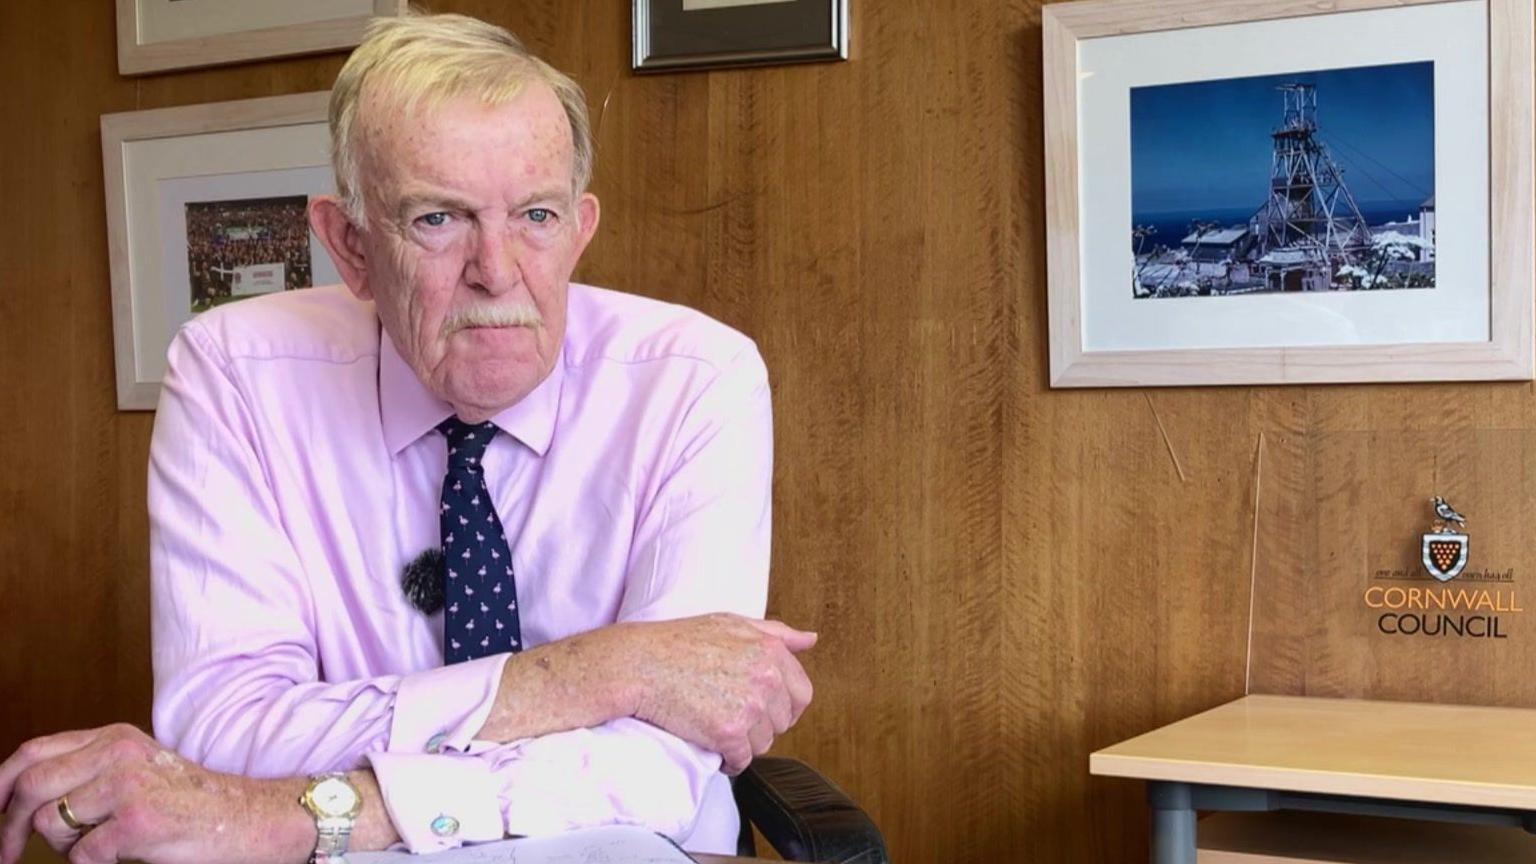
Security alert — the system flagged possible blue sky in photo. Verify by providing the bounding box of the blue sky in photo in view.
[1131,61,1435,219]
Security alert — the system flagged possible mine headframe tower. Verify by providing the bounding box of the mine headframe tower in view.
[1251,84,1373,263]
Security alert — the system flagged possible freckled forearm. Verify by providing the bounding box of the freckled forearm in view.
[345,770,402,853]
[476,626,639,743]
[240,776,314,864]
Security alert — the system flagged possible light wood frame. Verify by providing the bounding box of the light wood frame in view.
[116,0,408,76]
[1042,0,1534,388]
[102,91,331,410]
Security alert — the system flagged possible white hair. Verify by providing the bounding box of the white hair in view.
[329,12,594,227]
[440,302,544,336]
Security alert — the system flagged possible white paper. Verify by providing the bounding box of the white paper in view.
[344,826,697,864]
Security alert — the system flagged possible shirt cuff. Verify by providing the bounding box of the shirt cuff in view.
[388,653,510,755]
[493,722,712,840]
[366,751,504,852]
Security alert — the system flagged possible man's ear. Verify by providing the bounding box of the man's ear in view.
[573,192,601,256]
[309,195,373,300]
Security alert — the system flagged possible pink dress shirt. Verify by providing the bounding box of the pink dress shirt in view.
[147,284,773,854]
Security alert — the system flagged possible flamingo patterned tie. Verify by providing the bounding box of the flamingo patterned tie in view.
[438,418,522,663]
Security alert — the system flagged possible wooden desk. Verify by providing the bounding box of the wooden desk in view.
[1197,811,1536,863]
[1090,694,1536,864]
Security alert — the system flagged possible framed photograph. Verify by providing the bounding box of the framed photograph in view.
[1042,0,1533,387]
[116,0,408,76]
[633,0,848,72]
[101,92,342,410]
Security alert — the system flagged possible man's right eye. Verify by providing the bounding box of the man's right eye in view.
[416,212,452,228]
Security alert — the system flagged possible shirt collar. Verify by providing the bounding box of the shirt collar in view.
[378,325,563,458]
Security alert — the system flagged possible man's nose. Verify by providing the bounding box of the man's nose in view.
[464,223,519,294]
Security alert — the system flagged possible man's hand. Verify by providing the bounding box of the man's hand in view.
[481,613,816,775]
[622,615,816,774]
[0,724,313,864]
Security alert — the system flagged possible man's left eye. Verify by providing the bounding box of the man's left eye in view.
[526,208,554,224]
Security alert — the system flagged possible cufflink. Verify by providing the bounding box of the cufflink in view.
[425,733,448,754]
[430,814,460,838]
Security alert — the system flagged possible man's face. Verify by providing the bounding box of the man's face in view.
[346,82,599,419]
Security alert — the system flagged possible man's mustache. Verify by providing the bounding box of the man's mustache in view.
[441,303,543,336]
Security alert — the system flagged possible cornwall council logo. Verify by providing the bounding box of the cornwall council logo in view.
[1421,496,1469,583]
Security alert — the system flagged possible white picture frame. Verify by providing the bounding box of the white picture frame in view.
[116,0,408,76]
[1042,0,1533,387]
[101,92,340,410]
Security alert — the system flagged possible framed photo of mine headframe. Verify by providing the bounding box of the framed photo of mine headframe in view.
[1043,0,1533,387]
[116,0,408,75]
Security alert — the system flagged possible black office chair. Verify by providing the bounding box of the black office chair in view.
[732,757,889,863]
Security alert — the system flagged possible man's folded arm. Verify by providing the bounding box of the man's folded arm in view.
[365,719,724,852]
[152,323,785,850]
[365,343,776,853]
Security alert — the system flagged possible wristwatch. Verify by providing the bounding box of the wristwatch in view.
[299,773,363,864]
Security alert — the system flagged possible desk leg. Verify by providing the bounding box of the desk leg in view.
[1147,782,1196,864]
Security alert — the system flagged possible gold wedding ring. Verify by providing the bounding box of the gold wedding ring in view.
[57,796,87,832]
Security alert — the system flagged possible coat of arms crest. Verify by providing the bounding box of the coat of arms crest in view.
[1421,496,1469,582]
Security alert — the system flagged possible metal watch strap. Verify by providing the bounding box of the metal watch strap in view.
[310,818,353,864]
[302,773,360,864]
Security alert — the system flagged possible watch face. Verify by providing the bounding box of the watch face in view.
[312,777,359,817]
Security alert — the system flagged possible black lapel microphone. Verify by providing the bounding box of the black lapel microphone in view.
[401,548,445,614]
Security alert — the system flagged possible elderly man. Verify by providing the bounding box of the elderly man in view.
[0,12,813,864]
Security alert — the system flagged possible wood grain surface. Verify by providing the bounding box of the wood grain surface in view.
[1197,811,1536,864]
[1093,694,1536,809]
[1248,425,1536,704]
[3,1,1528,863]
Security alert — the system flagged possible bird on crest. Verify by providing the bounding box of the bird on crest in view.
[1432,496,1467,527]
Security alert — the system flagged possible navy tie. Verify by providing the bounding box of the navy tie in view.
[438,418,522,663]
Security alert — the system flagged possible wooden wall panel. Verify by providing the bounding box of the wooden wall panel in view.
[21,1,1528,863]
[1250,420,1536,705]
[0,0,155,744]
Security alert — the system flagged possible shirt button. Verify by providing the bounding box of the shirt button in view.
[425,733,448,754]
[431,815,460,838]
